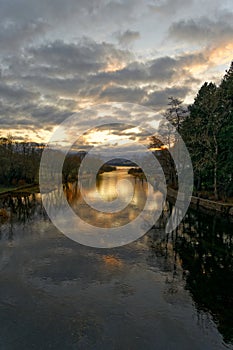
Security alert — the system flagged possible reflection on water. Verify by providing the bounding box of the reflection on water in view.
[65,167,148,227]
[0,168,233,349]
[147,211,233,346]
[44,167,164,247]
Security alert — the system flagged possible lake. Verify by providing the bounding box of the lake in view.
[0,167,232,349]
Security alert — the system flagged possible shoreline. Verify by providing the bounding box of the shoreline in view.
[167,187,233,217]
[1,183,233,217]
[0,183,39,197]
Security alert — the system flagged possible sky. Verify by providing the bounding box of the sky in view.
[0,0,233,143]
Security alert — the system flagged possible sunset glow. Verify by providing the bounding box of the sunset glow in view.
[0,0,232,142]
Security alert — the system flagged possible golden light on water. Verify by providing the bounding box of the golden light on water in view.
[102,255,123,267]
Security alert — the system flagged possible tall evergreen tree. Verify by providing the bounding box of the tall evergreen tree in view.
[217,62,233,198]
[181,61,233,200]
[182,82,218,196]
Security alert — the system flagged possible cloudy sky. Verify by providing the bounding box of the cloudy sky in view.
[1,0,233,142]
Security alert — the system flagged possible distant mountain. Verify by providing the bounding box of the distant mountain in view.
[106,158,137,166]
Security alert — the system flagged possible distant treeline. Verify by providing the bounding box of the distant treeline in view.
[0,138,115,187]
[0,137,44,187]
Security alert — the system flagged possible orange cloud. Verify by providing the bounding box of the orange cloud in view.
[209,42,233,65]
[104,59,126,72]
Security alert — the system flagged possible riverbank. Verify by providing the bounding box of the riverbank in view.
[130,166,233,217]
[0,183,39,197]
[167,187,233,216]
[1,182,233,217]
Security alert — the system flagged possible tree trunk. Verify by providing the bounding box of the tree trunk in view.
[214,162,218,200]
[213,135,218,200]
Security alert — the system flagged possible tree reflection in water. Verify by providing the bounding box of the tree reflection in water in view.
[148,205,233,345]
[0,192,45,240]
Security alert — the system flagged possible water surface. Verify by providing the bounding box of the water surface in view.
[0,168,232,349]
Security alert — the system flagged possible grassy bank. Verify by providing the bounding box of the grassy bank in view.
[0,183,39,196]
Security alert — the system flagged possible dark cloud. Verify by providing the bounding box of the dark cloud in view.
[0,82,39,103]
[145,86,191,109]
[0,116,34,126]
[176,52,206,67]
[0,0,231,137]
[148,0,193,15]
[30,105,72,123]
[168,14,233,45]
[0,0,231,142]
[0,0,106,27]
[0,101,73,130]
[2,39,132,98]
[89,62,147,86]
[116,30,140,46]
[0,0,144,54]
[28,39,131,76]
[6,44,203,97]
[21,75,85,96]
[0,19,48,52]
[0,36,205,133]
[88,52,203,88]
[148,56,177,82]
[99,85,145,103]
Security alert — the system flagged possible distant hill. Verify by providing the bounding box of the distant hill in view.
[106,159,138,166]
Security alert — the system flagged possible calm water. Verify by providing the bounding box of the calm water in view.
[0,168,233,349]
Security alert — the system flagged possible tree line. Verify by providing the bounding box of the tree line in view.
[159,61,233,201]
[0,136,44,187]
